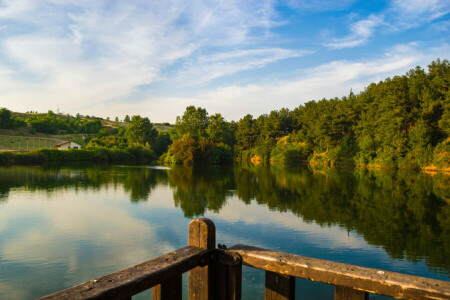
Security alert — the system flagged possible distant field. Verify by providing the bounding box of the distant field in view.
[154,124,173,132]
[0,135,65,151]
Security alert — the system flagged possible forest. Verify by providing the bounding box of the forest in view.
[161,59,450,170]
[1,59,449,170]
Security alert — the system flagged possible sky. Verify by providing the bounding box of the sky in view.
[0,0,449,123]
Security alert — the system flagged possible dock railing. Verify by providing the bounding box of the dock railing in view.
[41,218,450,300]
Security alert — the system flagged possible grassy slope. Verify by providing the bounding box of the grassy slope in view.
[2,113,173,151]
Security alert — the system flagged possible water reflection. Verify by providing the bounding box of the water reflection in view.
[0,164,448,299]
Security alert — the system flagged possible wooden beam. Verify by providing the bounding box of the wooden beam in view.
[229,244,450,300]
[39,246,209,300]
[188,218,216,300]
[264,271,295,300]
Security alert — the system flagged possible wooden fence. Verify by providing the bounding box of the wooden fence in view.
[40,218,450,300]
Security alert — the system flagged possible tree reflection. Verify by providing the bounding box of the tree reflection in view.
[168,165,234,217]
[0,164,448,272]
[0,165,168,202]
[232,164,449,273]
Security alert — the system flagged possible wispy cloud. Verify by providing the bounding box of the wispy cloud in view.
[283,0,357,12]
[324,0,450,50]
[0,0,305,115]
[173,48,312,86]
[325,15,383,49]
[122,43,448,122]
[0,0,447,122]
[390,0,450,27]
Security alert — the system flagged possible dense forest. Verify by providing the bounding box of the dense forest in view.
[1,59,449,170]
[161,59,449,170]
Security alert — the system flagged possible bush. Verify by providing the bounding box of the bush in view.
[211,144,233,164]
[161,136,232,165]
[0,147,155,165]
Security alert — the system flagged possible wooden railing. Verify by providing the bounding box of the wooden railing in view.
[40,218,450,300]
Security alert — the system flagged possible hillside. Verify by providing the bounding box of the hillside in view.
[1,111,173,151]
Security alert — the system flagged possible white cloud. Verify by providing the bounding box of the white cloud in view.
[0,0,308,117]
[124,43,447,122]
[390,0,450,26]
[174,48,312,86]
[325,15,383,49]
[283,0,357,12]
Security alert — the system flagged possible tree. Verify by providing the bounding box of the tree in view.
[125,115,157,146]
[235,114,258,151]
[0,108,14,129]
[207,113,235,146]
[174,106,209,140]
[153,132,172,157]
[115,117,119,122]
[124,115,131,122]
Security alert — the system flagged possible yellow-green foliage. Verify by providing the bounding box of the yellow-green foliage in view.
[433,139,450,170]
[161,135,232,165]
[270,136,310,164]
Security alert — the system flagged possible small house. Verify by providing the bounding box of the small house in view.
[53,141,81,150]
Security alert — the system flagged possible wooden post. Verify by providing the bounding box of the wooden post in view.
[188,218,216,300]
[153,274,182,300]
[264,271,295,300]
[227,264,242,300]
[335,286,368,300]
[215,259,242,300]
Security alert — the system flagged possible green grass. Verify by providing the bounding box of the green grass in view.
[0,135,63,151]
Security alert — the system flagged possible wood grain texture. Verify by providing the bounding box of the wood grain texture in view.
[229,244,450,300]
[215,258,242,300]
[335,286,368,300]
[264,271,295,300]
[39,246,207,300]
[227,264,242,300]
[188,218,216,300]
[153,274,182,300]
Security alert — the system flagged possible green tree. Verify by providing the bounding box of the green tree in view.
[0,108,14,129]
[235,114,258,151]
[207,113,235,146]
[153,132,172,157]
[174,106,210,140]
[125,115,157,146]
[124,115,131,122]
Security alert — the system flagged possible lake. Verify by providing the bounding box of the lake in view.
[0,164,448,299]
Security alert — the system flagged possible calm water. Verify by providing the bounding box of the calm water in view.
[0,164,448,299]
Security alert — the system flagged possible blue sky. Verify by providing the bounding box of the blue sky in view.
[0,0,449,122]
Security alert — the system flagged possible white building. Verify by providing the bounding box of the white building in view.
[53,141,81,150]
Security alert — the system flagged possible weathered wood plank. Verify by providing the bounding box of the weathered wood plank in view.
[153,274,182,300]
[227,263,242,300]
[188,218,216,300]
[40,246,209,300]
[335,286,368,300]
[229,244,450,300]
[215,255,242,300]
[264,271,295,300]
[215,262,228,300]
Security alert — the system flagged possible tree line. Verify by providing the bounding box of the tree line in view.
[162,58,449,170]
[1,58,449,169]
